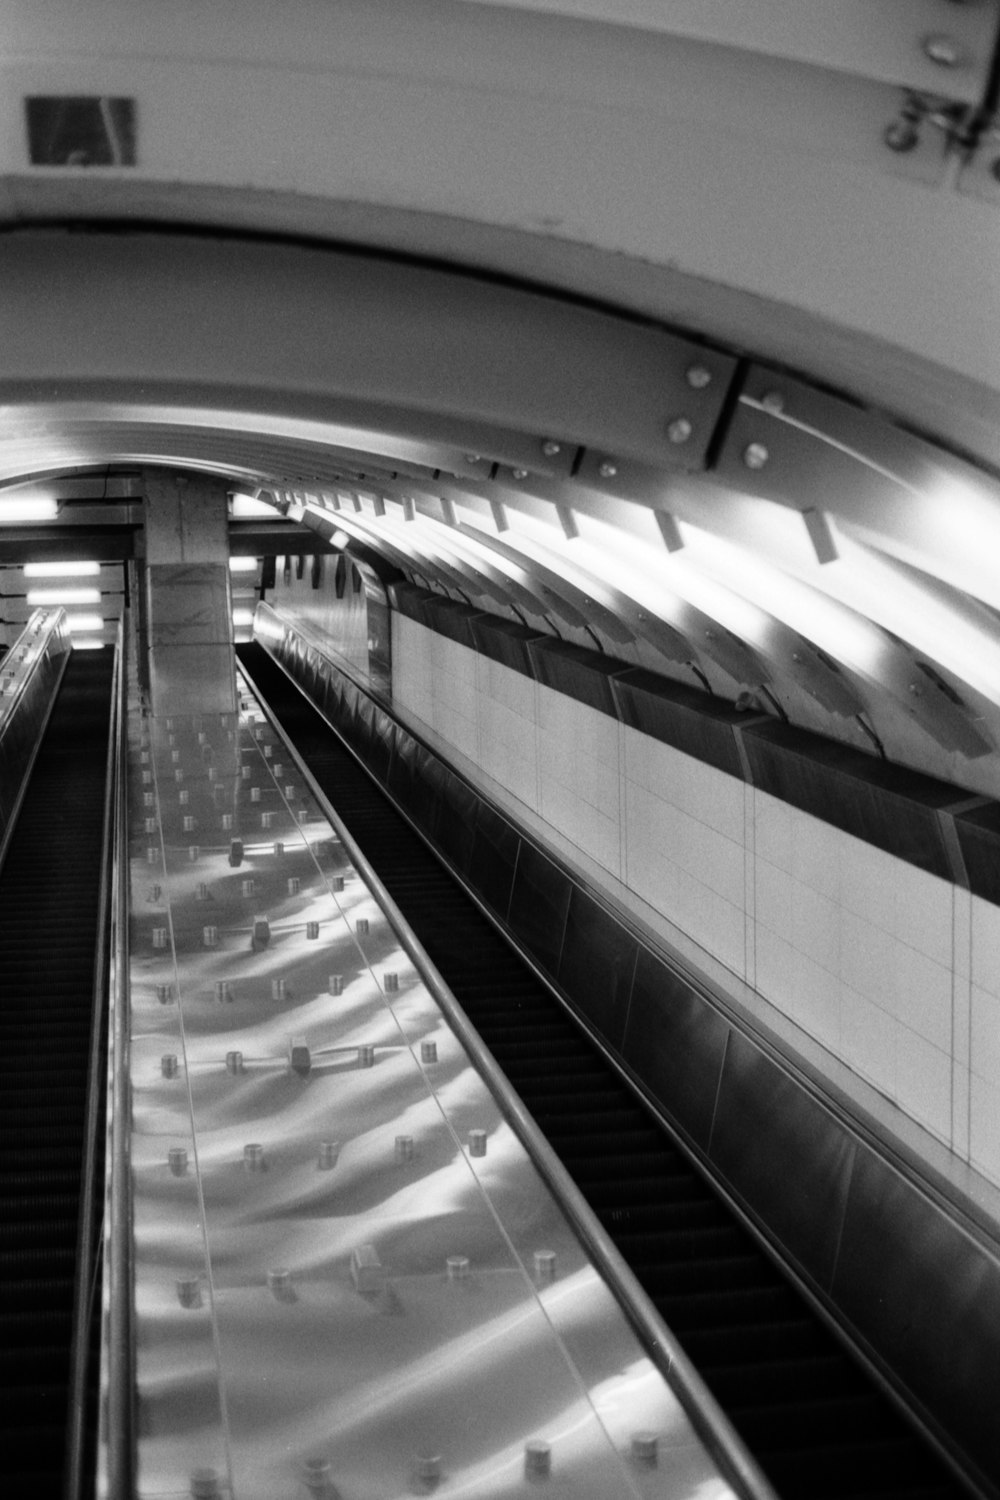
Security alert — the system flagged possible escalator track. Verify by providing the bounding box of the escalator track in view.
[0,650,114,1495]
[239,643,970,1500]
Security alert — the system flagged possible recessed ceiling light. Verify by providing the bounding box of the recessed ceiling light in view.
[0,498,59,521]
[65,614,104,633]
[24,561,101,577]
[26,587,101,606]
[229,557,259,572]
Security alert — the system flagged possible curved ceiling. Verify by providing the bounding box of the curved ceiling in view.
[1,3,1000,797]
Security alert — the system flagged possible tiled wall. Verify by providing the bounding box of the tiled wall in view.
[393,613,1000,1188]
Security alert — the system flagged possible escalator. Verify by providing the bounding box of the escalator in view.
[239,642,970,1500]
[0,649,114,1495]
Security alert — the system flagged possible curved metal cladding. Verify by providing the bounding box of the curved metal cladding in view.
[252,605,1000,1497]
[120,669,744,1499]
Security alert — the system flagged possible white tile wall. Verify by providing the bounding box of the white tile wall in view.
[392,614,998,1185]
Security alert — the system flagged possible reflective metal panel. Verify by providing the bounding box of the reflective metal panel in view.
[122,665,739,1500]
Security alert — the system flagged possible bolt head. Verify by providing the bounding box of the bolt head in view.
[464,454,480,465]
[685,364,712,389]
[743,442,770,471]
[760,390,786,413]
[922,33,965,67]
[884,120,919,153]
[597,461,618,479]
[667,417,693,444]
[541,440,561,457]
[511,468,528,481]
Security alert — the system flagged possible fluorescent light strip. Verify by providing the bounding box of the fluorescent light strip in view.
[0,499,59,521]
[24,561,101,578]
[72,639,105,651]
[65,614,104,633]
[229,557,259,573]
[26,588,101,606]
[232,609,255,626]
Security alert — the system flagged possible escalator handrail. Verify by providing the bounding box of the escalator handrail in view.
[63,628,125,1500]
[242,655,782,1500]
[97,623,134,1499]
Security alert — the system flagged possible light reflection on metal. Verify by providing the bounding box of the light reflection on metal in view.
[121,661,741,1500]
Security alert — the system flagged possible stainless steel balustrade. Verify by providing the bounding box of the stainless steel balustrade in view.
[0,608,71,870]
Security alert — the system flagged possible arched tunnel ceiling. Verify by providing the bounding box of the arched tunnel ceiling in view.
[1,3,999,795]
[2,230,1000,800]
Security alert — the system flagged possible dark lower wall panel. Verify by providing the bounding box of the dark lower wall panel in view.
[254,607,1000,1491]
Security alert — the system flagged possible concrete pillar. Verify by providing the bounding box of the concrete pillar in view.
[143,470,236,717]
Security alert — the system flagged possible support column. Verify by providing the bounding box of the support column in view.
[143,470,237,718]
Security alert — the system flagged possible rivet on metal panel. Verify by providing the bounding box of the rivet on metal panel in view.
[329,974,344,996]
[143,791,154,808]
[395,1134,415,1163]
[631,1432,659,1467]
[743,442,770,470]
[202,925,218,947]
[274,841,285,856]
[174,769,184,784]
[332,875,345,893]
[597,461,618,479]
[511,468,529,480]
[413,1454,442,1492]
[215,980,233,1003]
[144,817,157,834]
[760,390,785,413]
[263,743,273,758]
[358,1044,375,1068]
[261,811,275,828]
[271,978,287,1000]
[229,838,244,866]
[922,33,966,67]
[241,765,251,780]
[161,1054,178,1079]
[306,921,320,939]
[167,1146,188,1176]
[171,749,180,764]
[152,927,167,949]
[446,1255,470,1281]
[667,417,692,444]
[351,1243,385,1293]
[187,845,200,862]
[287,876,300,895]
[179,789,190,805]
[421,1041,438,1063]
[541,440,561,457]
[226,1049,244,1074]
[685,364,712,389]
[533,1249,557,1284]
[243,1142,265,1172]
[303,1456,338,1498]
[468,1129,488,1158]
[267,1266,294,1300]
[318,1140,341,1169]
[384,971,399,993]
[176,1277,202,1310]
[524,1441,551,1480]
[241,878,255,898]
[183,815,196,833]
[196,877,209,899]
[155,983,173,1004]
[285,784,296,798]
[146,847,159,865]
[250,786,261,803]
[356,917,369,935]
[289,1038,311,1076]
